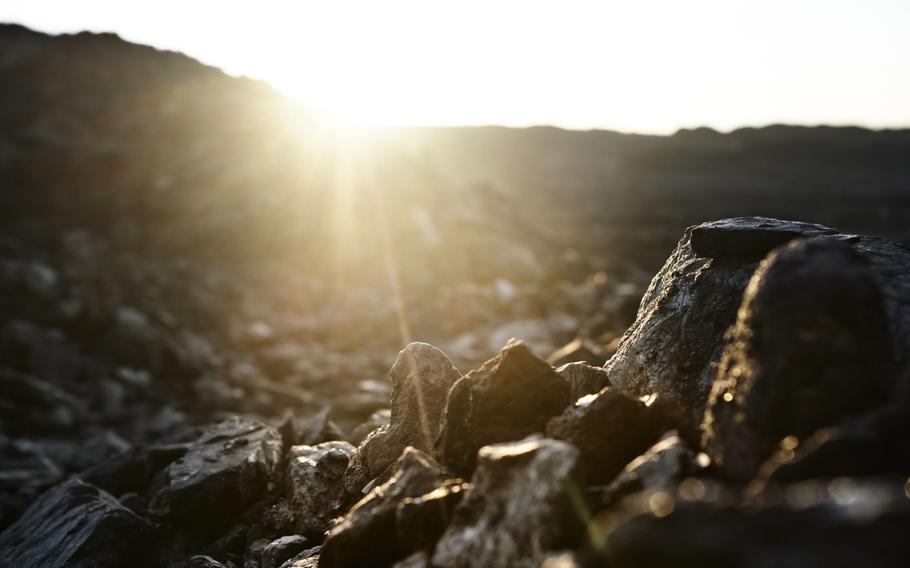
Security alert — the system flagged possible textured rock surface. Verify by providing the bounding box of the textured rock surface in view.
[320,448,451,568]
[0,478,154,568]
[432,437,582,568]
[703,239,895,479]
[149,416,283,524]
[604,218,841,421]
[261,535,310,568]
[546,388,670,483]
[555,361,611,401]
[437,340,572,476]
[591,433,696,509]
[285,441,354,536]
[395,479,468,553]
[344,343,461,495]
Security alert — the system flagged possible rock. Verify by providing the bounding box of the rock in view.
[546,388,670,483]
[436,340,571,476]
[349,409,390,445]
[395,479,469,552]
[592,479,910,567]
[703,239,895,479]
[285,441,354,536]
[606,217,910,428]
[689,217,838,259]
[547,337,605,367]
[344,343,461,495]
[431,437,583,568]
[186,556,225,568]
[0,436,63,527]
[391,551,429,568]
[277,546,320,568]
[320,447,451,568]
[0,478,155,568]
[261,535,309,568]
[149,416,282,526]
[555,361,611,401]
[590,433,696,509]
[604,218,841,422]
[749,403,910,492]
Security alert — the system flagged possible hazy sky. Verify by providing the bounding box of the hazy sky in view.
[3,0,909,133]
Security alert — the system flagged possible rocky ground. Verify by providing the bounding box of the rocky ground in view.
[1,216,909,567]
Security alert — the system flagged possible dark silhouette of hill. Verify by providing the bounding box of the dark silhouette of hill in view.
[2,23,909,276]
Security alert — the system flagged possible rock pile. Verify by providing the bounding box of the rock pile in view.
[2,217,910,567]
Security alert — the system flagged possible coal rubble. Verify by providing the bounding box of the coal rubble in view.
[2,217,910,567]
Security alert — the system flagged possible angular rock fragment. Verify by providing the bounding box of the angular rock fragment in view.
[604,217,841,422]
[395,479,469,553]
[432,437,583,568]
[320,448,451,568]
[344,343,461,495]
[703,239,894,479]
[555,361,611,401]
[285,441,354,536]
[546,388,670,483]
[590,433,696,509]
[261,535,310,568]
[0,478,155,568]
[437,340,571,476]
[149,416,282,526]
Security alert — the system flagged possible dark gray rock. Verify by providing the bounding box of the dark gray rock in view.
[606,217,910,427]
[344,343,461,495]
[592,478,910,567]
[348,408,390,445]
[285,441,354,536]
[436,340,571,476]
[186,556,225,568]
[261,535,309,568]
[703,239,895,479]
[149,416,282,525]
[431,437,582,568]
[0,478,155,568]
[590,433,697,509]
[320,447,450,568]
[395,479,468,553]
[604,218,841,423]
[555,361,611,401]
[277,546,320,568]
[546,388,670,483]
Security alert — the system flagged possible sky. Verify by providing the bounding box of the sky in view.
[3,0,909,134]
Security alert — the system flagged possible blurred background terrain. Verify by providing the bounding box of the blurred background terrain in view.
[1,22,909,527]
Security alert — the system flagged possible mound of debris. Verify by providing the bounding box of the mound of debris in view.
[2,217,910,567]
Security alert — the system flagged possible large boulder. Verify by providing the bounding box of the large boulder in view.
[0,478,155,568]
[285,441,354,536]
[436,340,572,476]
[703,239,895,479]
[148,416,283,526]
[431,437,583,568]
[546,387,673,483]
[320,447,451,568]
[604,217,910,424]
[344,343,461,495]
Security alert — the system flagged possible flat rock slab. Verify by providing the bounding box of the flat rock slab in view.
[0,478,155,568]
[436,340,571,476]
[149,416,282,524]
